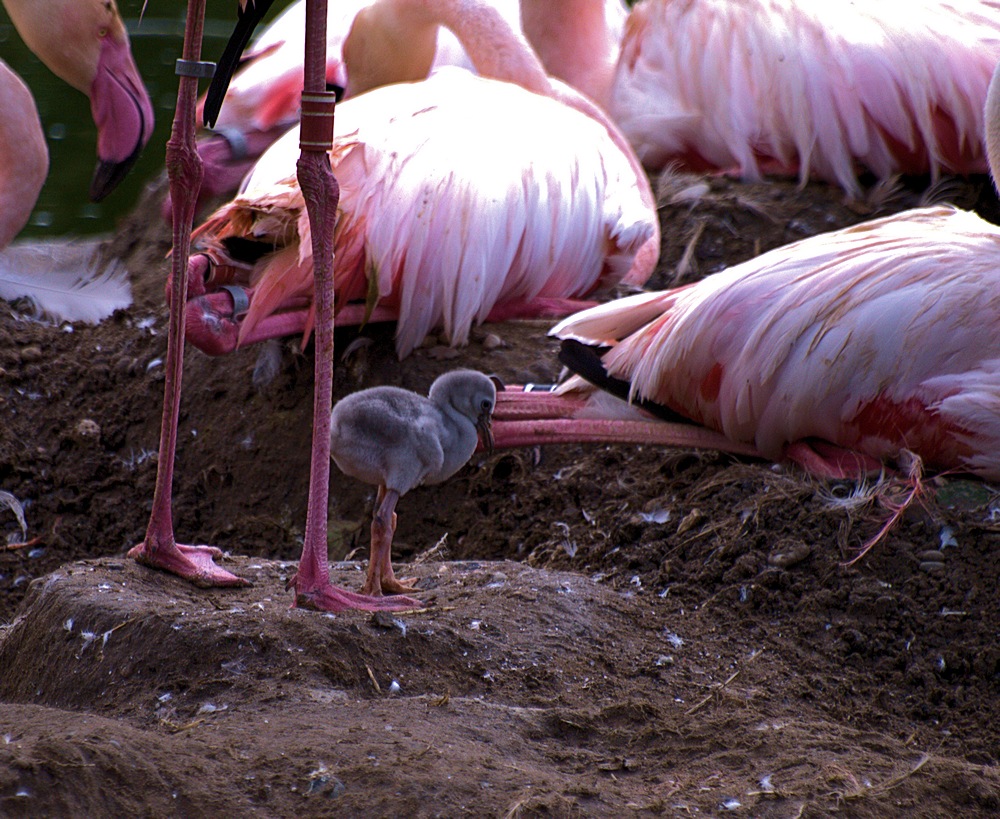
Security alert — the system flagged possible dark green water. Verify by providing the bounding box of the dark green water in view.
[0,0,294,239]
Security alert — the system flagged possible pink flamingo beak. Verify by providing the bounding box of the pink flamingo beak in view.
[88,32,155,201]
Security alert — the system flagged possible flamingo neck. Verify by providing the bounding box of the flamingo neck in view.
[0,62,48,249]
[986,60,1000,193]
[520,0,620,108]
[343,0,552,97]
[342,2,438,96]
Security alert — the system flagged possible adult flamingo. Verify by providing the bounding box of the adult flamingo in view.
[502,59,1000,483]
[176,0,658,361]
[521,0,1000,197]
[1,0,154,201]
[0,0,149,318]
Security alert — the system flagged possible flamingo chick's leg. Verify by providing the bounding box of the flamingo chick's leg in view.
[362,487,419,597]
[128,0,248,588]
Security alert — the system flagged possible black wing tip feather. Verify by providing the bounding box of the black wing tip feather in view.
[558,338,619,393]
[557,338,692,425]
[203,0,278,128]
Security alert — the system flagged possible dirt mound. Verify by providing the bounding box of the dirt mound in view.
[3,556,999,816]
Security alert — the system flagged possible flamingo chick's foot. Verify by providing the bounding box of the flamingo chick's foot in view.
[361,566,420,597]
[287,573,421,612]
[128,541,251,588]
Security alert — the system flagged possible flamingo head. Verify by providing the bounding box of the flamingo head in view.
[3,0,155,200]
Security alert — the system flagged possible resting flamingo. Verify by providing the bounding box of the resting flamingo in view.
[484,59,1000,484]
[1,0,154,201]
[176,0,658,360]
[521,0,1000,196]
[185,1,623,210]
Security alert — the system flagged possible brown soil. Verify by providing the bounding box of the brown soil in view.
[1,169,1000,817]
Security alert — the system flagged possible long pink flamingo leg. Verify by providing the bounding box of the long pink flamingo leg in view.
[490,390,883,479]
[488,388,762,455]
[288,0,418,612]
[128,0,248,587]
[489,417,762,456]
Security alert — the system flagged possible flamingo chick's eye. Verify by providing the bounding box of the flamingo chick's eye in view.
[481,400,492,412]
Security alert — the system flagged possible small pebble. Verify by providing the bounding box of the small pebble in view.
[919,561,945,573]
[768,541,812,569]
[75,419,101,439]
[19,346,42,363]
[917,550,945,562]
[482,333,504,350]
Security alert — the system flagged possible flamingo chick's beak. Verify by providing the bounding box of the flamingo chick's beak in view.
[477,410,495,456]
[89,32,154,201]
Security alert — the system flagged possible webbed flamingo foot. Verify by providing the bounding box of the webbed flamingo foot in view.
[128,539,250,588]
[286,571,420,612]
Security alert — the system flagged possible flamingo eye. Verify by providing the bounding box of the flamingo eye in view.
[98,27,108,37]
[481,399,492,412]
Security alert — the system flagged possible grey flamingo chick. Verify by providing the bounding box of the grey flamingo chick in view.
[330,370,497,596]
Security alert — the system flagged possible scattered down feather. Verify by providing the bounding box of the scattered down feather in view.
[0,239,132,324]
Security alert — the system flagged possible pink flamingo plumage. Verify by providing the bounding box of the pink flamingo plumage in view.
[177,0,658,360]
[522,0,1000,196]
[502,60,1000,482]
[0,0,154,201]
